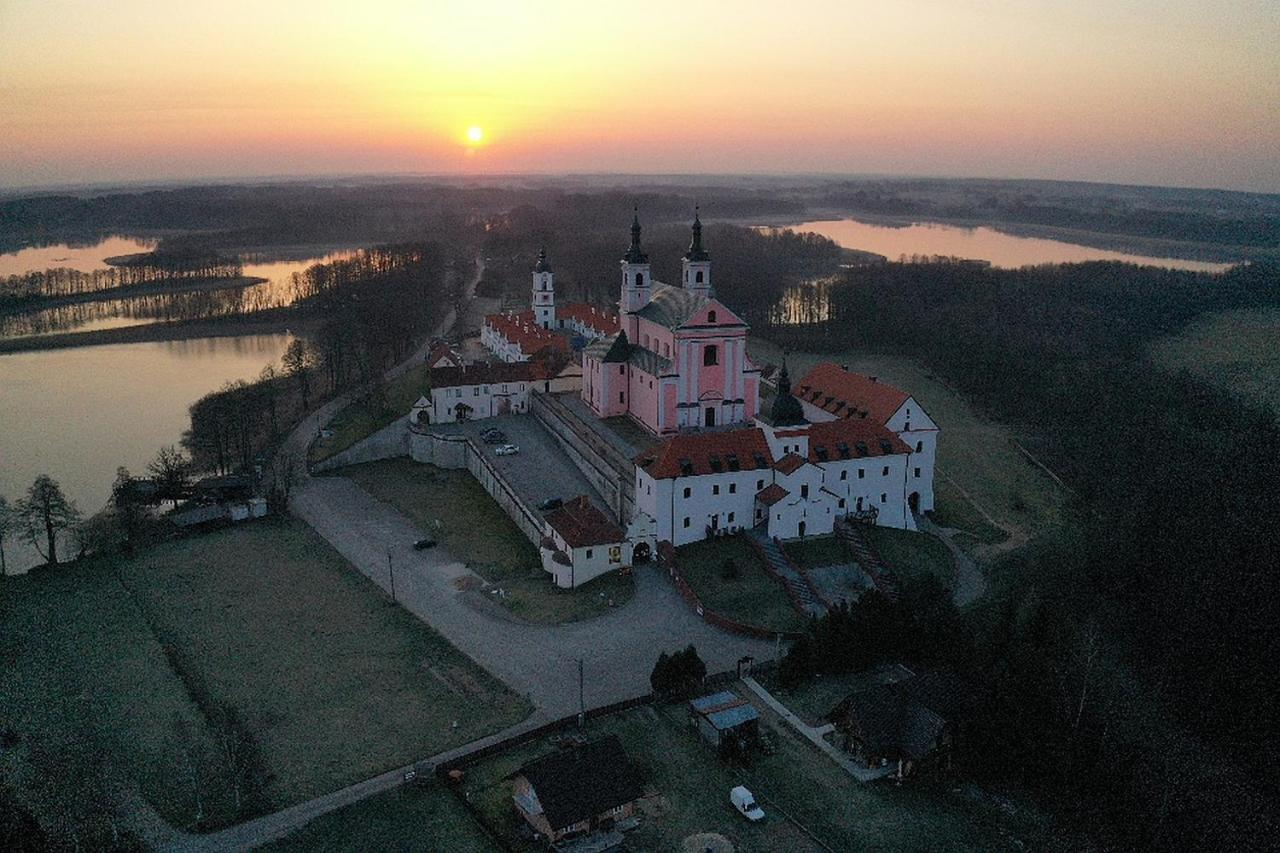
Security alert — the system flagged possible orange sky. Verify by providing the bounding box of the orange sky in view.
[1,1,1277,191]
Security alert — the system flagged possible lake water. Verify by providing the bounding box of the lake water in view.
[0,235,158,277]
[0,333,294,573]
[782,219,1235,272]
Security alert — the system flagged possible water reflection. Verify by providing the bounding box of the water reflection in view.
[0,333,295,574]
[0,235,158,277]
[776,219,1235,272]
[771,277,836,325]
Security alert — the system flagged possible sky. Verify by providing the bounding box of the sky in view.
[1,0,1277,192]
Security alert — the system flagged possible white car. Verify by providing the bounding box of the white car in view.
[494,444,520,456]
[730,785,764,822]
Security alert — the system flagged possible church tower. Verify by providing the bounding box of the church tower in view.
[532,247,555,329]
[682,207,712,297]
[620,209,652,336]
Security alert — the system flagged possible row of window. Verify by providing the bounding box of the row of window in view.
[441,383,526,397]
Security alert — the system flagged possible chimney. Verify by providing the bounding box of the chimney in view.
[869,376,878,383]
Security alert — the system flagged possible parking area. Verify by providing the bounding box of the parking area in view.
[434,414,609,515]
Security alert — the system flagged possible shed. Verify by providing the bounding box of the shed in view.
[689,691,759,753]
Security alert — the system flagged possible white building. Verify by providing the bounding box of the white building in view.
[794,363,939,513]
[632,364,920,546]
[424,362,546,423]
[539,496,634,588]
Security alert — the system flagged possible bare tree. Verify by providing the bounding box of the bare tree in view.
[0,496,11,576]
[282,338,313,411]
[15,475,80,566]
[149,445,191,505]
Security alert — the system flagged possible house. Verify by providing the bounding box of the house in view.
[424,361,548,423]
[539,496,640,588]
[828,670,971,779]
[795,363,939,513]
[510,735,644,843]
[689,691,760,754]
[425,340,464,369]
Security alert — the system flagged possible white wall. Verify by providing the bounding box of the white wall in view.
[430,381,530,423]
[887,397,937,512]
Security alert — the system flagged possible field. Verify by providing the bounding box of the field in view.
[262,781,497,853]
[309,363,433,463]
[750,338,1066,558]
[783,535,850,569]
[676,536,805,634]
[0,518,530,833]
[456,696,1054,852]
[1149,306,1280,418]
[338,457,634,623]
[864,526,955,588]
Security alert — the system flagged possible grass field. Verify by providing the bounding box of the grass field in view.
[0,518,530,833]
[864,526,955,588]
[761,664,914,725]
[676,536,804,634]
[338,457,634,623]
[262,781,497,852]
[1149,306,1280,418]
[783,535,850,569]
[750,338,1066,554]
[457,697,1054,852]
[309,364,433,463]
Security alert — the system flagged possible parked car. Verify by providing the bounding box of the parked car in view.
[730,786,765,822]
[412,538,438,550]
[538,497,564,511]
[495,444,520,456]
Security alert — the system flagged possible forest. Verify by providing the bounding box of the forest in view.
[770,258,1280,849]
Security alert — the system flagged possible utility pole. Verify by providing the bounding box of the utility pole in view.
[577,658,585,728]
[387,548,397,603]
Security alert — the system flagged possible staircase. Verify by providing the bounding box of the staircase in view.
[835,519,900,601]
[750,533,828,618]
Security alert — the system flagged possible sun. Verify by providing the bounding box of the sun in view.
[466,126,484,145]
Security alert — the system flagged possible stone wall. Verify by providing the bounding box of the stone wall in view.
[529,392,635,525]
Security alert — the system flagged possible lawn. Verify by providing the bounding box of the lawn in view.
[864,526,955,588]
[339,457,635,624]
[1149,306,1280,419]
[457,697,1055,852]
[262,780,497,853]
[783,535,850,569]
[676,536,805,634]
[930,477,1008,545]
[309,363,433,463]
[750,338,1066,552]
[760,664,914,725]
[0,518,530,834]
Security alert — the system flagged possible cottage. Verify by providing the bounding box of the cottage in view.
[539,496,632,588]
[828,670,971,779]
[510,735,644,843]
[425,361,548,423]
[689,691,760,755]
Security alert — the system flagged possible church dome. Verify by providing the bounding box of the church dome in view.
[769,362,808,427]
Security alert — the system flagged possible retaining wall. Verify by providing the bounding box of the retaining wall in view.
[529,392,635,525]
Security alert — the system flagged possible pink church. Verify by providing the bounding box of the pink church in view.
[581,212,761,434]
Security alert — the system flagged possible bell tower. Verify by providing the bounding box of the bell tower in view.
[682,206,711,298]
[620,208,651,336]
[532,247,555,329]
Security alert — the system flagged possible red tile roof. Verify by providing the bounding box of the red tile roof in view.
[429,360,548,388]
[485,310,571,358]
[635,428,775,480]
[558,302,620,336]
[773,453,807,475]
[805,417,912,460]
[796,362,911,424]
[544,496,625,548]
[755,483,789,506]
[426,342,462,367]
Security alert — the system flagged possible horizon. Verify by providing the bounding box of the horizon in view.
[2,1,1277,194]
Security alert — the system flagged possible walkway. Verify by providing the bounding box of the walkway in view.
[751,532,828,617]
[741,676,892,783]
[914,513,987,606]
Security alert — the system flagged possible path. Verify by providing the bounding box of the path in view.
[741,676,892,783]
[915,513,987,606]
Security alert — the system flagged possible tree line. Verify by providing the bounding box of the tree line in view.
[1,250,243,311]
[770,257,1280,849]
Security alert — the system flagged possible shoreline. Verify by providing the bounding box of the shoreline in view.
[0,309,318,354]
[0,274,269,315]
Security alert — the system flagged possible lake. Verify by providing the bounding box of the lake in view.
[0,235,158,277]
[0,333,294,573]
[782,219,1235,272]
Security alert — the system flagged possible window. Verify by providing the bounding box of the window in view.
[800,484,809,499]
[683,487,691,499]
[683,517,690,528]
[840,470,848,480]
[664,343,670,357]
[882,466,889,476]
[916,440,923,452]
[704,345,718,366]
[619,365,625,375]
[473,387,480,396]
[619,392,625,403]
[838,499,845,508]
[756,479,764,490]
[585,549,593,559]
[914,467,921,478]
[728,512,735,523]
[713,485,720,495]
[700,273,707,286]
[858,469,865,479]
[880,493,887,503]
[729,483,737,494]
[905,421,911,430]
[635,272,644,287]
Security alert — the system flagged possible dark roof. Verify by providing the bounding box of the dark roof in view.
[517,736,644,832]
[684,209,710,262]
[628,345,673,376]
[635,427,775,479]
[429,361,546,388]
[623,210,648,264]
[830,671,971,761]
[544,496,625,548]
[583,330,631,363]
[765,362,807,427]
[633,285,712,330]
[534,246,552,273]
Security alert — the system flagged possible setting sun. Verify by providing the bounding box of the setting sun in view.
[466,126,485,145]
